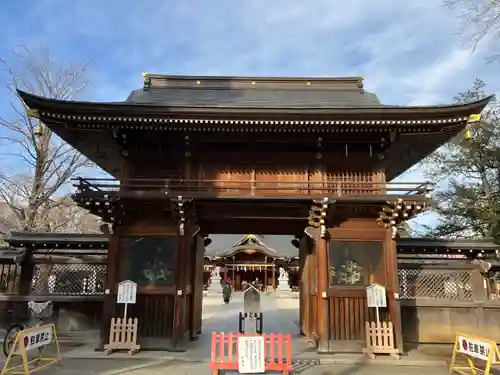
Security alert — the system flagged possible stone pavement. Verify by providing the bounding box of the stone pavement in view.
[0,293,453,374]
[12,358,451,375]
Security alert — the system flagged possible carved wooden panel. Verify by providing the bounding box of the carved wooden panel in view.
[254,164,308,195]
[198,163,252,195]
[326,167,375,195]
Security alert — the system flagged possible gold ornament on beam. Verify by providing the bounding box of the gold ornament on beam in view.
[465,114,481,141]
[27,109,40,118]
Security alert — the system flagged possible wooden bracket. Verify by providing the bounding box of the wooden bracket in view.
[377,198,428,238]
[170,196,194,236]
[308,198,334,239]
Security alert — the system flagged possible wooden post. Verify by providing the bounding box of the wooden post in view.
[384,228,404,354]
[173,230,189,348]
[316,231,330,352]
[99,229,119,349]
[272,263,276,290]
[18,251,34,295]
[298,236,307,336]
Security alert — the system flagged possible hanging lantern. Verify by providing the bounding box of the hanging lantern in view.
[464,126,472,140]
[465,114,481,141]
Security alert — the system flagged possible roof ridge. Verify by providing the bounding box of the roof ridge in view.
[143,73,364,82]
[142,74,364,91]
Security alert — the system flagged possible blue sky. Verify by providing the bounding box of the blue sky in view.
[1,0,499,231]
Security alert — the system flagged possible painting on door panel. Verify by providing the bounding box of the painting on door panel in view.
[254,165,308,195]
[199,163,252,195]
[326,168,375,196]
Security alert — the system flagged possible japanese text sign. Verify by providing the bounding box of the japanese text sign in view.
[238,336,265,374]
[117,280,137,304]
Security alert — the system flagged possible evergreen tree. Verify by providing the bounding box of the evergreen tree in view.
[423,79,500,240]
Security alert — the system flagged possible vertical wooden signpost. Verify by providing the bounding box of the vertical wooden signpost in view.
[364,283,399,359]
[104,280,140,355]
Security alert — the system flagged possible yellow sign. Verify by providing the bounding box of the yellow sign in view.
[450,332,499,375]
[1,324,61,375]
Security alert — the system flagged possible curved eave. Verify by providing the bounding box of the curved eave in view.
[17,90,494,119]
[214,245,280,258]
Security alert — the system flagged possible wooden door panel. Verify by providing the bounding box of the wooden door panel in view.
[327,240,389,343]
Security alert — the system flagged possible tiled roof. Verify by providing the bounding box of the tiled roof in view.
[205,234,298,258]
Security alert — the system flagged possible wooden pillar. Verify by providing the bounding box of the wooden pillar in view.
[384,229,404,354]
[272,263,276,290]
[264,268,268,290]
[224,265,228,283]
[172,228,189,348]
[316,231,330,352]
[298,236,308,336]
[18,251,34,295]
[191,233,205,339]
[99,228,119,349]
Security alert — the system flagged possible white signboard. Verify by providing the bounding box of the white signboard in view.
[237,336,265,374]
[117,280,137,304]
[24,326,52,350]
[366,283,387,308]
[458,335,492,361]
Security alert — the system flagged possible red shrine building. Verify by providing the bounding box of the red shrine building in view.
[203,234,299,291]
[4,74,498,353]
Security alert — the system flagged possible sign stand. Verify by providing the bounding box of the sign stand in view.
[104,280,140,356]
[450,332,500,375]
[1,324,61,375]
[363,283,399,360]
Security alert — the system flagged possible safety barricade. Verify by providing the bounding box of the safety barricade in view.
[450,332,500,375]
[238,312,263,335]
[210,331,293,375]
[1,324,61,375]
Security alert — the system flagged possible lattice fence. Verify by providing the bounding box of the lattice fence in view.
[0,264,21,294]
[398,268,473,301]
[31,263,107,296]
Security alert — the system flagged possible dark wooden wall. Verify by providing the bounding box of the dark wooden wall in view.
[122,132,387,188]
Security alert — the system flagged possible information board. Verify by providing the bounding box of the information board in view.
[366,283,387,308]
[117,280,137,304]
[237,335,265,374]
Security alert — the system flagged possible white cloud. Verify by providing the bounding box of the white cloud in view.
[2,0,498,234]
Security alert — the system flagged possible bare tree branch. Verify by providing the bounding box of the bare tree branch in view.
[444,0,500,61]
[0,44,100,233]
